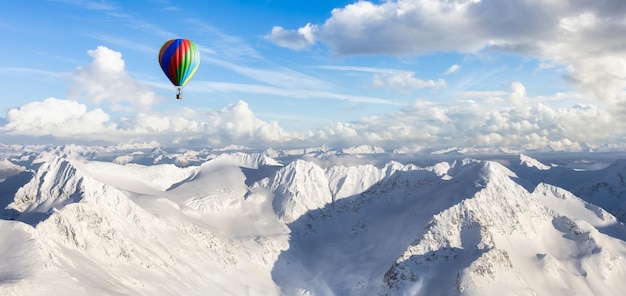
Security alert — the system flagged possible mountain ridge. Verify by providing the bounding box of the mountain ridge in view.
[1,146,626,295]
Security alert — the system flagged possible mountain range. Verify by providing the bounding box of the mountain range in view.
[1,144,625,295]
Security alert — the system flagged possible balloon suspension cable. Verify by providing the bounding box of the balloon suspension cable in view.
[176,87,183,100]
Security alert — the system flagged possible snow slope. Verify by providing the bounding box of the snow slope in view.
[1,145,626,295]
[385,161,626,295]
[1,153,285,295]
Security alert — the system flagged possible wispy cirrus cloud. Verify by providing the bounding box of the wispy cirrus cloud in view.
[50,0,116,10]
[316,65,446,91]
[55,0,174,39]
[104,12,174,39]
[0,67,67,79]
[186,18,263,61]
[314,65,405,74]
[191,81,401,105]
[91,34,157,54]
[373,72,446,91]
[459,90,508,99]
[204,56,330,90]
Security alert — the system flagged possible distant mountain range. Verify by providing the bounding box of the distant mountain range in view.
[1,144,626,295]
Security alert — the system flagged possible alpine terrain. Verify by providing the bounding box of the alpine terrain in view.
[1,143,626,295]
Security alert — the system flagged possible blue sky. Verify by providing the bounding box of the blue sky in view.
[1,0,625,151]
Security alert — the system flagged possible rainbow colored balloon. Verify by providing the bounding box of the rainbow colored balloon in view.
[158,39,200,99]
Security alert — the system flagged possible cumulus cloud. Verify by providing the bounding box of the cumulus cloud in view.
[307,0,626,57]
[0,86,623,151]
[0,42,622,152]
[0,98,116,139]
[313,81,622,151]
[68,46,160,109]
[263,23,317,50]
[267,0,626,105]
[275,0,487,54]
[0,97,295,147]
[201,101,294,146]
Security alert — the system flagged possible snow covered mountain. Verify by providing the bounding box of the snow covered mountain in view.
[1,145,626,295]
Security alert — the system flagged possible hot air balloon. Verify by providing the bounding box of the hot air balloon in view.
[158,39,200,99]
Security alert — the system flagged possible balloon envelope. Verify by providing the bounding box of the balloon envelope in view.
[158,39,200,88]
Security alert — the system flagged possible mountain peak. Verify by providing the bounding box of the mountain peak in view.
[519,154,551,170]
[9,156,83,214]
[383,158,626,295]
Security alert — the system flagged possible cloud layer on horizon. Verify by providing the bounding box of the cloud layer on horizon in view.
[0,45,623,151]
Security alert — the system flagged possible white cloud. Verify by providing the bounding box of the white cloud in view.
[0,97,295,147]
[509,81,527,106]
[315,65,447,91]
[373,72,446,90]
[0,98,116,138]
[263,23,317,50]
[559,12,597,33]
[68,46,160,110]
[314,83,621,151]
[202,101,293,145]
[267,0,626,105]
[318,0,485,55]
[113,100,294,146]
[1,47,623,151]
[0,91,623,151]
[563,56,626,107]
[444,64,460,75]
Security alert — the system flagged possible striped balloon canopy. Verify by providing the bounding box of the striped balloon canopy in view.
[158,39,200,99]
